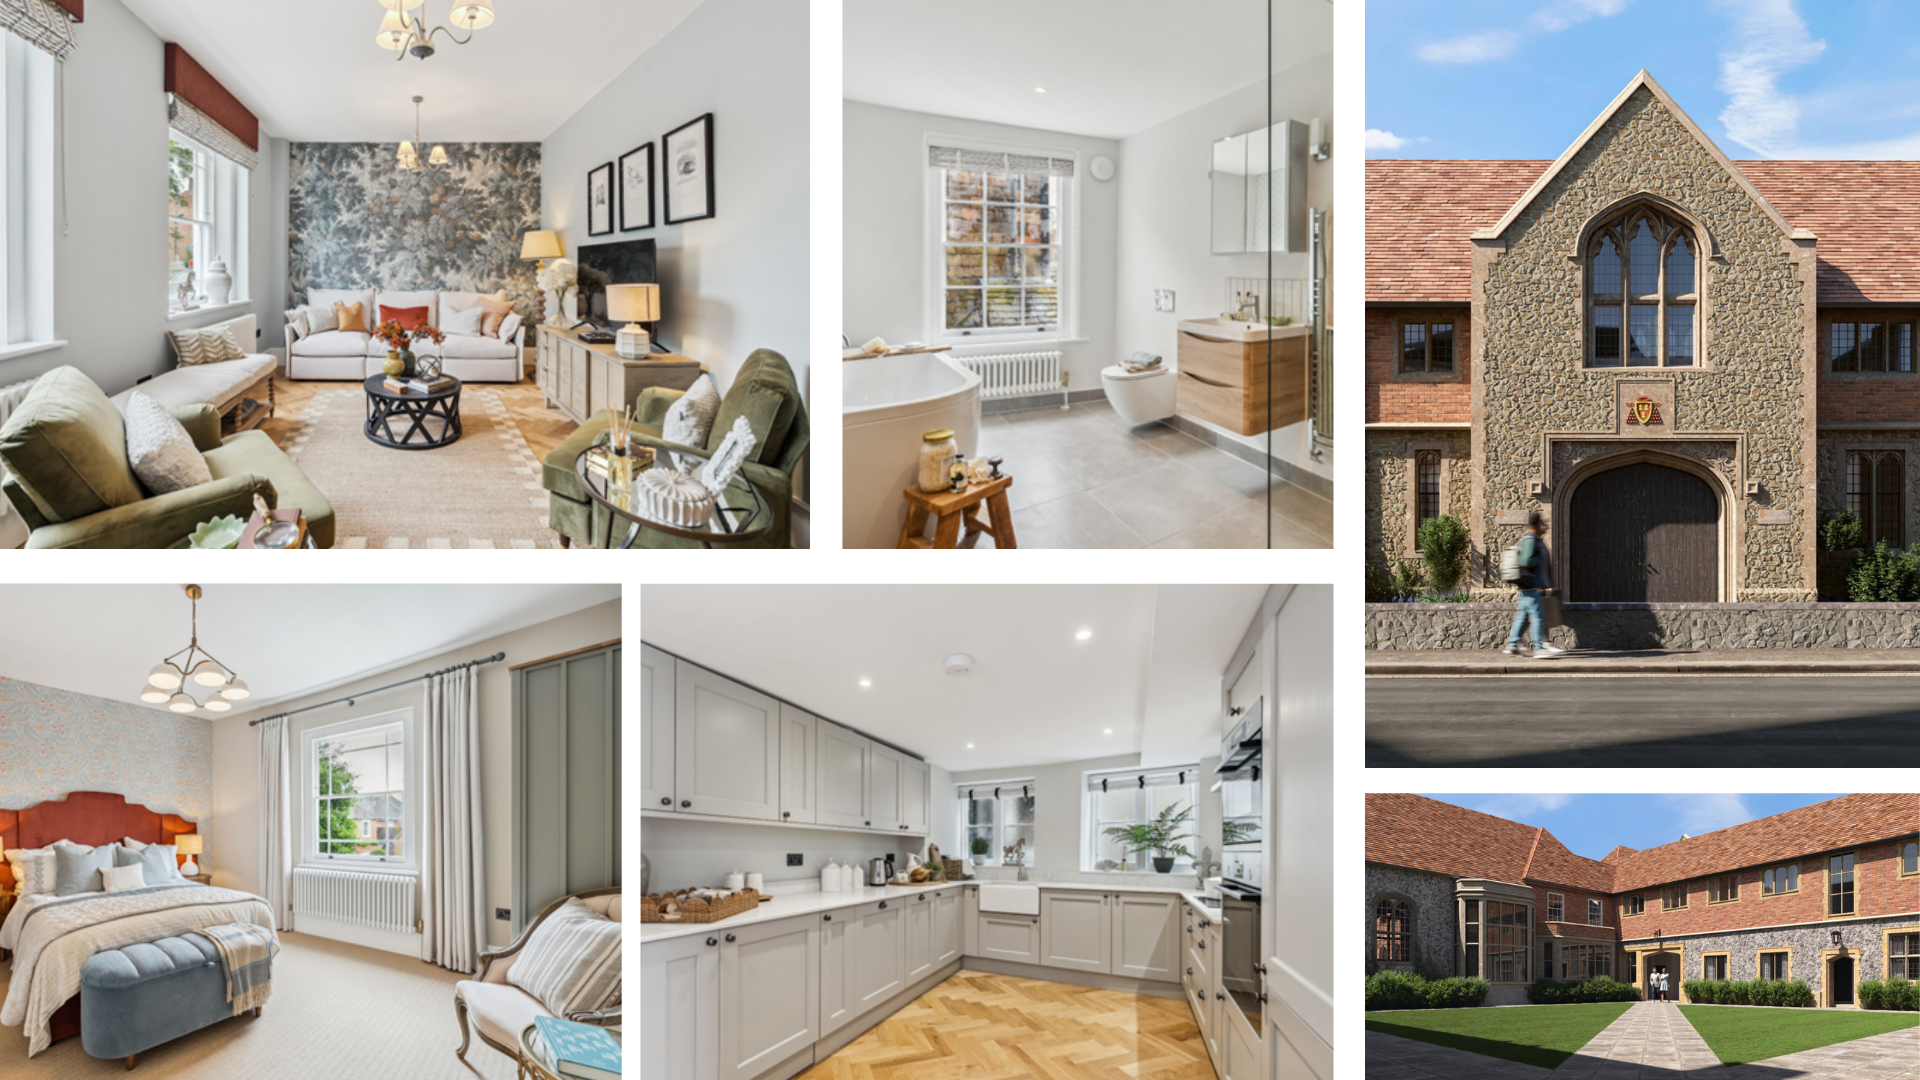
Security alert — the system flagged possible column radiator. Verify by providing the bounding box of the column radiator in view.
[0,379,36,530]
[292,866,417,934]
[955,350,1067,408]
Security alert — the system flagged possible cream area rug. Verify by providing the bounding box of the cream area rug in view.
[0,932,527,1078]
[284,389,561,549]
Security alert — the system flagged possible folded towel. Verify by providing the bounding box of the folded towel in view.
[1125,351,1162,367]
[192,922,278,1015]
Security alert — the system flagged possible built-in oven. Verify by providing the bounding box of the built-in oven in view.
[1214,696,1264,1040]
[1218,877,1262,1032]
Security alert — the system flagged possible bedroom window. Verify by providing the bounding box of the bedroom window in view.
[168,130,249,313]
[305,708,413,868]
[930,142,1074,340]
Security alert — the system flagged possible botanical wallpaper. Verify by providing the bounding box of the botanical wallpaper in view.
[288,142,543,319]
[0,676,211,820]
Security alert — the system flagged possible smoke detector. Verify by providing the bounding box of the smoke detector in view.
[943,653,975,676]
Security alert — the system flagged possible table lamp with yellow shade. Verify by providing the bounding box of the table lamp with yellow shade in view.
[607,283,661,359]
[175,833,203,878]
[520,230,564,271]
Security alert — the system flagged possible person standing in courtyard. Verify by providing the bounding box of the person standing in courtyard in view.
[1503,511,1566,658]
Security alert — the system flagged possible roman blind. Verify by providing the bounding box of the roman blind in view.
[930,144,1076,179]
[164,43,258,169]
[1084,765,1198,792]
[1,0,75,60]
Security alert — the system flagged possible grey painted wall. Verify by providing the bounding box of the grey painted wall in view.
[0,0,285,391]
[541,0,809,404]
[642,816,929,894]
[842,99,1122,398]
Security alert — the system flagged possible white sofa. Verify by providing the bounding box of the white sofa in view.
[284,288,525,383]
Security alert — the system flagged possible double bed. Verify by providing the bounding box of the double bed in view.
[1,792,275,1057]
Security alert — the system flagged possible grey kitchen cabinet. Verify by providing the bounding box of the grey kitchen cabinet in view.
[675,661,781,822]
[815,720,871,829]
[1202,918,1225,1066]
[718,915,820,1080]
[640,644,676,814]
[818,908,855,1038]
[512,642,621,936]
[899,756,929,834]
[777,703,818,825]
[932,888,962,967]
[1227,1003,1260,1080]
[960,886,979,959]
[850,898,906,1013]
[866,742,904,832]
[977,911,1041,964]
[904,891,934,982]
[1039,890,1112,974]
[641,932,720,1080]
[1112,892,1179,981]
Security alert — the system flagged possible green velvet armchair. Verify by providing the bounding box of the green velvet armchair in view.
[0,366,335,549]
[542,348,808,549]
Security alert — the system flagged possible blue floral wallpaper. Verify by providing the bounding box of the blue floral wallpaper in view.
[0,677,211,820]
[287,142,544,318]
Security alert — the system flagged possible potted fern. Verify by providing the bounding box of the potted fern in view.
[1104,801,1196,873]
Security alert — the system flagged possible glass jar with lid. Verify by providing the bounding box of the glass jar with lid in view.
[919,429,957,492]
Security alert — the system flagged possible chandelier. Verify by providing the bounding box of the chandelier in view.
[397,96,448,172]
[376,0,495,61]
[139,585,251,716]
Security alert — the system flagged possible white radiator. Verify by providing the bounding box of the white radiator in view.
[0,379,33,428]
[0,379,35,532]
[956,350,1067,408]
[292,867,417,935]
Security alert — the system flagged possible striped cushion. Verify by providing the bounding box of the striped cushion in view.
[168,325,247,367]
[506,898,620,1019]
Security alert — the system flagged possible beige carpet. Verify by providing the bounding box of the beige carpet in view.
[0,932,526,1079]
[283,389,562,549]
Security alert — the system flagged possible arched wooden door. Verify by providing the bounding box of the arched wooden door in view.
[1567,461,1719,602]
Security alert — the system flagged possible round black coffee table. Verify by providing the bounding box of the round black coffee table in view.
[363,374,462,449]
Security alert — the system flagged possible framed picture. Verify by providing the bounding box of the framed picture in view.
[618,142,655,231]
[587,161,614,237]
[663,113,715,225]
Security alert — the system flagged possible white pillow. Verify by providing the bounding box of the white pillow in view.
[101,864,145,893]
[5,848,56,897]
[661,374,721,473]
[120,837,149,850]
[442,305,485,337]
[284,308,310,338]
[124,391,213,495]
[304,303,339,335]
[506,898,621,1019]
[498,313,523,344]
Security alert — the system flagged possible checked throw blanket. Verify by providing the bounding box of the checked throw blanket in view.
[191,922,279,1015]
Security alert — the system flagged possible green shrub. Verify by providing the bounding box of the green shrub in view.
[1860,975,1919,1011]
[1821,510,1863,552]
[1860,978,1886,1010]
[1777,979,1815,1007]
[1684,978,1814,1007]
[1422,976,1490,1008]
[1417,514,1472,594]
[1847,540,1920,601]
[1527,976,1641,1005]
[1364,970,1489,1010]
[1364,562,1394,603]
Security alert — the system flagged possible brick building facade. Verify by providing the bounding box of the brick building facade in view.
[1365,793,1919,1007]
[1366,71,1920,601]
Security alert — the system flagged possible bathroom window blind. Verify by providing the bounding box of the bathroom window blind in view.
[932,143,1071,337]
[929,145,1077,178]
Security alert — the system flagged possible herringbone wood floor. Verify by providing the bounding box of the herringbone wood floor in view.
[798,971,1213,1079]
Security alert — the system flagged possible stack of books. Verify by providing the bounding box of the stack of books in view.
[382,375,454,394]
[531,1016,620,1079]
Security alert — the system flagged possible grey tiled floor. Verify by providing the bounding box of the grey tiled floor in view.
[971,401,1333,548]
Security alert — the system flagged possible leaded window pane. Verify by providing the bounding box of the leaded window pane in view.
[1667,308,1694,366]
[1628,305,1658,365]
[1666,235,1694,294]
[1904,841,1918,874]
[1593,306,1622,365]
[1430,324,1453,371]
[1848,452,1868,521]
[1862,323,1887,372]
[1875,455,1902,547]
[1898,324,1914,373]
[1628,219,1659,294]
[1593,236,1622,295]
[1401,323,1427,373]
[1834,323,1859,372]
[1829,852,1855,915]
[1416,452,1440,527]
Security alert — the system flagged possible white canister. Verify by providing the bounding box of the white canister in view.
[203,259,233,306]
[745,871,764,893]
[842,862,859,890]
[724,869,745,891]
[919,429,958,493]
[822,859,841,892]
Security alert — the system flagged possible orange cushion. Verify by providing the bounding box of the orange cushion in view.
[475,297,514,338]
[380,305,431,331]
[334,302,369,333]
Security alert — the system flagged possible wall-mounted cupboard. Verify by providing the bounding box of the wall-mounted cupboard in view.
[639,645,930,836]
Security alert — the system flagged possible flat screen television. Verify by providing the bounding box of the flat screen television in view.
[575,238,658,326]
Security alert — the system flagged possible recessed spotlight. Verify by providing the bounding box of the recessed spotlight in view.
[1103,727,1114,735]
[1075,628,1092,640]
[967,743,975,749]
[859,678,872,688]
[1034,86,1047,94]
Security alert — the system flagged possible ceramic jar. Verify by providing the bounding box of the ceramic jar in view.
[382,352,406,378]
[919,429,957,493]
[204,259,232,306]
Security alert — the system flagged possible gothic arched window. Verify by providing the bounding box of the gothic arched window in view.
[1374,896,1413,963]
[1588,207,1698,368]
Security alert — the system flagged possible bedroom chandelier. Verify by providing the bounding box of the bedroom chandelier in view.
[375,0,495,61]
[139,585,251,716]
[397,96,448,172]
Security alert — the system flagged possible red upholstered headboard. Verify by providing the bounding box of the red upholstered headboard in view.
[0,791,198,891]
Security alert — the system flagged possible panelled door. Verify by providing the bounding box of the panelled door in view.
[1568,461,1719,602]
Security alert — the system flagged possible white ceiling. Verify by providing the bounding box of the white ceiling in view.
[842,0,1330,140]
[118,0,706,142]
[641,585,1269,772]
[0,584,619,718]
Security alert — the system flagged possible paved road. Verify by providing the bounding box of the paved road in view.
[1366,674,1920,767]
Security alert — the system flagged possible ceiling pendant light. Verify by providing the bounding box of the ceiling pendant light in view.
[141,585,247,718]
[376,0,494,61]
[397,96,447,173]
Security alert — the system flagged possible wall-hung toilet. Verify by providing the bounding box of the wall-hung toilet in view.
[1100,364,1176,424]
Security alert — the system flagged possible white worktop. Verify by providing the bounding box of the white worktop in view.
[640,878,1202,942]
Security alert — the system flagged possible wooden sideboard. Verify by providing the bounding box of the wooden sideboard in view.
[534,323,705,426]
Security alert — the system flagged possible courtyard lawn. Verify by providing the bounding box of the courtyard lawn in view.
[1365,1001,1633,1069]
[1678,1005,1919,1066]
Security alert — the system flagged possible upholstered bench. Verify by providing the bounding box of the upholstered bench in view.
[79,935,264,1070]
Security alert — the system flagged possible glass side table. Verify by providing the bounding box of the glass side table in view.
[574,443,774,549]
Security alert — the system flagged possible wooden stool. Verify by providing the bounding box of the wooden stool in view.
[898,475,1017,549]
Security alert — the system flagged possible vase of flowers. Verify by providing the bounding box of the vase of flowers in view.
[376,320,448,380]
[538,258,578,327]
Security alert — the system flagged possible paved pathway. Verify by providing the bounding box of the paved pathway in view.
[1549,1001,1728,1079]
[1726,1023,1920,1079]
[1366,649,1920,676]
[1365,1029,1553,1079]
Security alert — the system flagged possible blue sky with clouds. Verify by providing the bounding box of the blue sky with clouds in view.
[1418,794,1847,861]
[1368,0,1920,159]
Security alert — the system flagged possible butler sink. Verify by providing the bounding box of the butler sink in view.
[977,882,1040,915]
[1178,316,1310,342]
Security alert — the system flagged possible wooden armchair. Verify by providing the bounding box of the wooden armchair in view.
[454,886,622,1062]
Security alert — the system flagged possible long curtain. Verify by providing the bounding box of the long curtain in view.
[256,715,292,930]
[420,666,486,973]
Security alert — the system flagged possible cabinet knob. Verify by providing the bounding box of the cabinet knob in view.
[783,811,791,819]
[681,800,692,808]
[823,914,831,922]
[1187,967,1194,976]
[1198,940,1206,949]
[1198,989,1208,999]
[879,901,888,909]
[706,937,717,947]
[866,821,872,826]
[919,894,926,901]
[725,933,737,942]
[660,798,671,806]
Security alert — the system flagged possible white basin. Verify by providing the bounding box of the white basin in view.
[1178,316,1310,343]
[977,882,1040,915]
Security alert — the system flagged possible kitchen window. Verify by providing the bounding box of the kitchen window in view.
[304,708,413,868]
[168,131,249,313]
[930,141,1074,341]
[1762,862,1799,895]
[1828,851,1855,916]
[958,781,1034,867]
[1085,766,1198,872]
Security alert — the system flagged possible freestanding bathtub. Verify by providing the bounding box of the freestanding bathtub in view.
[844,352,982,548]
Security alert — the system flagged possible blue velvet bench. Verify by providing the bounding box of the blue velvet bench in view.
[79,935,264,1070]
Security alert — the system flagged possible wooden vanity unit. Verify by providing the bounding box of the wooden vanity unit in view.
[1175,327,1309,436]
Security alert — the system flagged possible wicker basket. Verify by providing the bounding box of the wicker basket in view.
[640,887,762,924]
[942,858,967,880]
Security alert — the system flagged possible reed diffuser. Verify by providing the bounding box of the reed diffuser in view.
[606,406,637,507]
